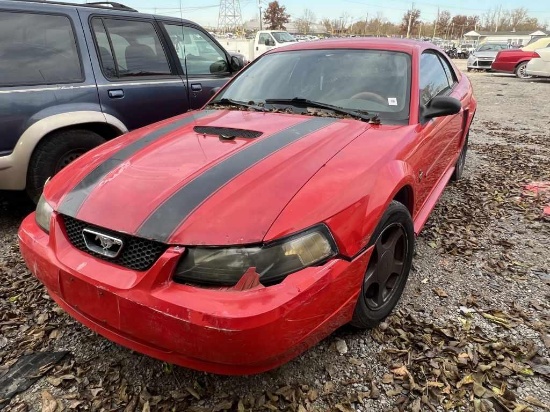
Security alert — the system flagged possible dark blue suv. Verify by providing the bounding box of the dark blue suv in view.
[0,0,243,200]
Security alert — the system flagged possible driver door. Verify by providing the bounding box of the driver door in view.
[162,23,234,108]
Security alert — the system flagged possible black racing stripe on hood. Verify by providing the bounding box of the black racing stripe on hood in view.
[58,111,214,217]
[137,117,338,242]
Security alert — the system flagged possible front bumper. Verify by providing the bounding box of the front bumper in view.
[19,213,370,375]
[467,56,494,70]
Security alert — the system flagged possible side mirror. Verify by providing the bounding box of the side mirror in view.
[264,38,271,46]
[421,96,461,122]
[209,59,229,74]
[230,55,244,71]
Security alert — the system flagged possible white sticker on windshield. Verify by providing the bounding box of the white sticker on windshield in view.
[388,97,398,106]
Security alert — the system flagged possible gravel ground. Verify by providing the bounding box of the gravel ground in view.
[1,60,549,412]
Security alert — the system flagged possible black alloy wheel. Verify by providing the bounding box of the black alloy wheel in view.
[351,201,414,329]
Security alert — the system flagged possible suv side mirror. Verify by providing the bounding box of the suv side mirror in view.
[230,55,244,71]
[265,38,275,46]
[421,96,461,122]
[209,59,229,74]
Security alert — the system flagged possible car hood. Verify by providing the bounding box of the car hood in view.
[471,51,499,58]
[50,110,370,245]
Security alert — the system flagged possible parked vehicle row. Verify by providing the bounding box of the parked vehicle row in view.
[491,37,550,78]
[0,0,244,201]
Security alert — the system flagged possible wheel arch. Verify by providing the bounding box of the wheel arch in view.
[0,111,127,190]
[392,184,414,216]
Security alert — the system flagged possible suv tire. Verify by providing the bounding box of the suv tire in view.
[26,129,105,202]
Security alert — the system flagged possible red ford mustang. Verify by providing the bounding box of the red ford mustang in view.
[19,39,476,375]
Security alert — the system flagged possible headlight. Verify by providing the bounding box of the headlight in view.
[174,225,338,286]
[35,194,54,233]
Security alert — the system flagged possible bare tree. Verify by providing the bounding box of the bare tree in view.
[321,18,333,35]
[509,7,528,30]
[436,10,451,37]
[295,9,316,34]
[400,8,421,37]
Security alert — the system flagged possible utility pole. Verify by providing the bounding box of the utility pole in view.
[433,6,439,40]
[258,0,262,30]
[364,13,368,36]
[406,2,414,38]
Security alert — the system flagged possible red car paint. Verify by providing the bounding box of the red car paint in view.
[491,49,540,74]
[19,39,477,374]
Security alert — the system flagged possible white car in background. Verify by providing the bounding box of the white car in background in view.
[526,47,550,77]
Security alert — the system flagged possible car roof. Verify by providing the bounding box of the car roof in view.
[1,0,195,24]
[267,38,437,55]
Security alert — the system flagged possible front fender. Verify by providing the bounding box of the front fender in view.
[265,128,418,258]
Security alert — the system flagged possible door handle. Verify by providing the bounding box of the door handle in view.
[191,83,202,92]
[108,89,124,98]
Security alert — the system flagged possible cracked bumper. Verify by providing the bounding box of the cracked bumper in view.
[18,213,370,375]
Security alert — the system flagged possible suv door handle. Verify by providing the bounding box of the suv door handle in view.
[108,89,124,98]
[191,83,202,92]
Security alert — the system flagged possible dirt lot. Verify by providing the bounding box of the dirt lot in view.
[1,60,549,412]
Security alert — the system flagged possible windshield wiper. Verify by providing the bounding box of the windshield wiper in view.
[208,98,266,112]
[264,98,371,121]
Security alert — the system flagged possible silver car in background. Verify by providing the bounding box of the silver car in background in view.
[467,42,510,71]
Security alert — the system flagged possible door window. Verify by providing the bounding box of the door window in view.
[437,54,458,87]
[258,33,272,46]
[164,24,229,76]
[91,18,171,78]
[0,11,82,86]
[419,52,452,105]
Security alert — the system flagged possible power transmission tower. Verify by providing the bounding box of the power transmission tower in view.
[218,0,243,34]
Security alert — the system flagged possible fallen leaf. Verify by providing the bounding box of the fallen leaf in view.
[524,395,549,409]
[433,287,448,297]
[41,391,57,412]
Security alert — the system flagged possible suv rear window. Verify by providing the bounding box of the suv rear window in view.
[0,11,82,86]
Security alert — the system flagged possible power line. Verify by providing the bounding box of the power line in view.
[218,0,243,33]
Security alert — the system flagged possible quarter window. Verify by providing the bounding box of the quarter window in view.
[0,11,82,86]
[419,52,451,105]
[92,18,171,78]
[164,24,229,76]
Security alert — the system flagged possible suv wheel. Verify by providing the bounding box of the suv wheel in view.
[27,129,105,202]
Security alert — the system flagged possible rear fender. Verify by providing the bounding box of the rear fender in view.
[0,110,127,190]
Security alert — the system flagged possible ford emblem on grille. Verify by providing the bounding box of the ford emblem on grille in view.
[82,228,124,258]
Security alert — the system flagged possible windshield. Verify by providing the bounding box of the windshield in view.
[272,31,296,43]
[213,49,411,124]
[476,43,508,52]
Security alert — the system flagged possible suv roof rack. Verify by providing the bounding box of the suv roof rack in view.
[85,2,137,11]
[6,0,138,12]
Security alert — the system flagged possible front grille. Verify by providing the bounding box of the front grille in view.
[194,126,262,139]
[61,215,167,271]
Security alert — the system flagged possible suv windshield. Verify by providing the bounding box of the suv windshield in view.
[272,32,296,43]
[213,49,411,124]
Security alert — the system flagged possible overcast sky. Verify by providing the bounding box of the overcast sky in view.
[89,0,550,28]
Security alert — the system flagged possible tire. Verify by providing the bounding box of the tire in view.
[515,61,531,79]
[451,133,468,181]
[351,201,414,329]
[26,129,105,203]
